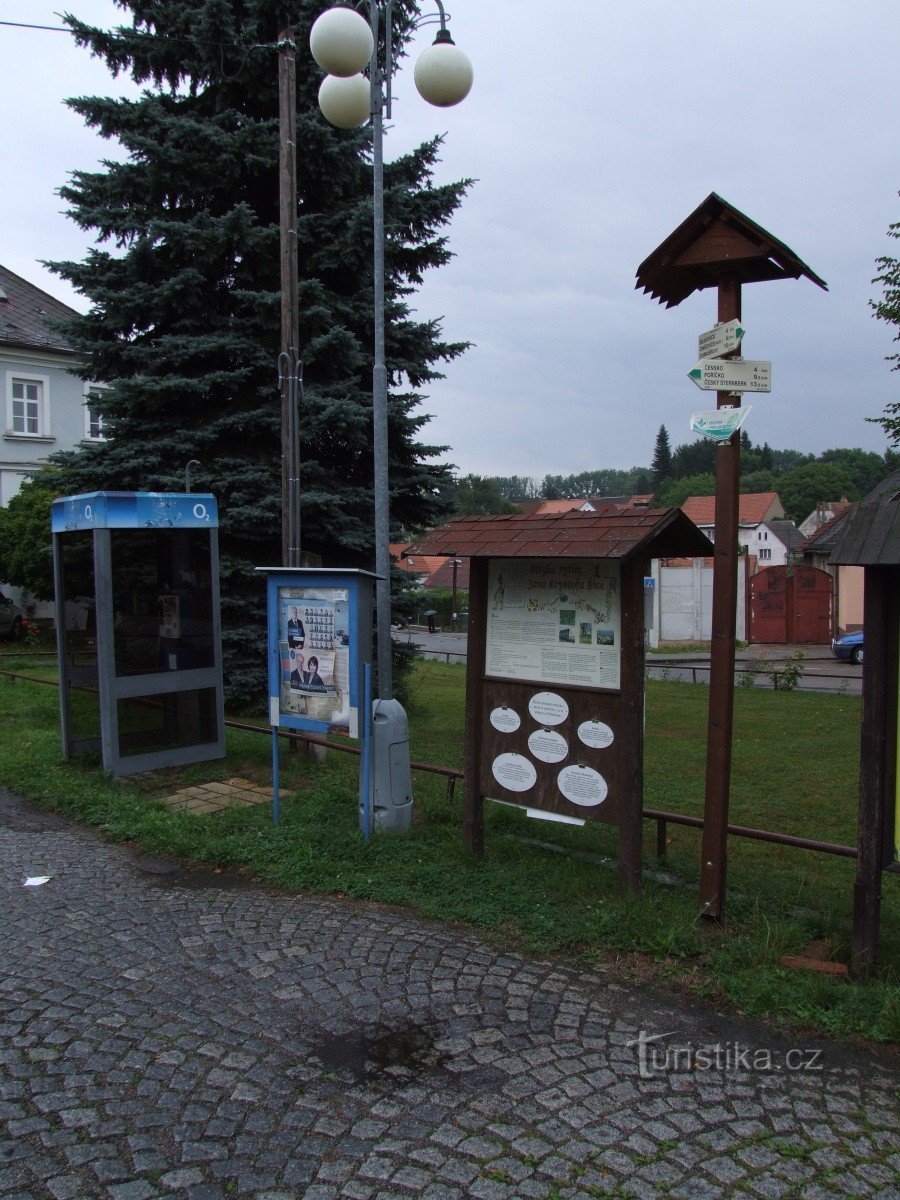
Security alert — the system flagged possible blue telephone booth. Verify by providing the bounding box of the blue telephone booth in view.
[51,491,225,776]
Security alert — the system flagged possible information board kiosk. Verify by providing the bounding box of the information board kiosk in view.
[51,491,225,776]
[258,568,376,832]
[405,508,712,892]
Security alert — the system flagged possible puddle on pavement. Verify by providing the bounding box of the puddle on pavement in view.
[134,856,262,892]
[314,1024,446,1083]
[0,791,73,833]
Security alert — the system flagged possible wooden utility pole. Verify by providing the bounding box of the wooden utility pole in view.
[698,275,741,919]
[278,26,301,568]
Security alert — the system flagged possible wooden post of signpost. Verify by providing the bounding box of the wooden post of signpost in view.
[635,194,827,922]
[698,275,742,918]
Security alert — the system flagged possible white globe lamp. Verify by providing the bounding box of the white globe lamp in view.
[414,32,473,108]
[310,6,374,77]
[318,73,371,128]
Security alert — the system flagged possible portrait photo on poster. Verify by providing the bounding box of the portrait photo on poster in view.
[277,586,351,730]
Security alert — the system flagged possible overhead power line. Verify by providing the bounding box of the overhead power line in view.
[0,18,277,50]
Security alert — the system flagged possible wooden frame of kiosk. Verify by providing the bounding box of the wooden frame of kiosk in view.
[405,508,712,893]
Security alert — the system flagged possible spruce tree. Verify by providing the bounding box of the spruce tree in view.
[650,424,672,493]
[46,0,470,704]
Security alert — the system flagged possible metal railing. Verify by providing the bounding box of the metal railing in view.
[0,665,864,863]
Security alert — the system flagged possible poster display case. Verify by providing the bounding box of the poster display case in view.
[258,568,377,832]
[261,568,376,739]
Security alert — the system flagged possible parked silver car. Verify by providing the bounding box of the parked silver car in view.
[0,590,24,640]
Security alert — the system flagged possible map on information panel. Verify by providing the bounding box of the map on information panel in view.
[485,559,621,690]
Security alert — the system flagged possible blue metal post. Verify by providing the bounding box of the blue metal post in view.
[272,727,281,826]
[360,662,373,842]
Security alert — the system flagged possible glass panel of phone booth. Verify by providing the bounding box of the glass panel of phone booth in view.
[109,529,215,676]
[57,531,101,748]
[116,687,218,756]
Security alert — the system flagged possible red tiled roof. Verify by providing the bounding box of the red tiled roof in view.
[681,492,782,527]
[397,554,448,577]
[425,557,470,589]
[521,499,590,516]
[405,509,712,561]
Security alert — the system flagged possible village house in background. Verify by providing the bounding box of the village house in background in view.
[0,264,104,506]
[1,264,105,622]
[680,492,793,564]
[801,507,865,633]
[798,497,853,538]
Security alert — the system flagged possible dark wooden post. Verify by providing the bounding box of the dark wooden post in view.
[619,559,646,893]
[851,567,891,972]
[462,557,487,855]
[699,275,741,919]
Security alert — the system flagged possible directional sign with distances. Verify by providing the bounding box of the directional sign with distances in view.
[698,319,745,360]
[688,358,771,393]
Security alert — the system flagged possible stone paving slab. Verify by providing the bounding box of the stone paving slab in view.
[158,780,273,816]
[0,787,897,1200]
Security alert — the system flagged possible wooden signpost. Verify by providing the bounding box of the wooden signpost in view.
[636,193,827,920]
[405,508,711,892]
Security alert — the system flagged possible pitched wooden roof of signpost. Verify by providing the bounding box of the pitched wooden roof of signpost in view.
[404,508,712,562]
[635,193,828,308]
[830,471,900,566]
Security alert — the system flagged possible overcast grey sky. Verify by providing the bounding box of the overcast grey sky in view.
[2,1,898,480]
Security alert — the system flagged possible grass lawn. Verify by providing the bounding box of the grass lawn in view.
[0,651,896,1045]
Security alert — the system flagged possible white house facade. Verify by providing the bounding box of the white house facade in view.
[1,264,104,507]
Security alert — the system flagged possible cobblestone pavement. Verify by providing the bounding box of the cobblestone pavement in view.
[1,788,897,1200]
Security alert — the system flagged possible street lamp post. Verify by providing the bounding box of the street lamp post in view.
[310,1,472,831]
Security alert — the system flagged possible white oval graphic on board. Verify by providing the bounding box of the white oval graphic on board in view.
[557,763,608,807]
[528,691,569,726]
[491,753,537,793]
[490,706,521,734]
[527,728,568,764]
[577,719,614,750]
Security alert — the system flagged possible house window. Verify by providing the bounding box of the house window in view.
[10,377,44,435]
[759,548,772,561]
[84,386,107,440]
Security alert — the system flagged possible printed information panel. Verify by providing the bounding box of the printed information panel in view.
[479,678,623,827]
[277,586,351,731]
[485,558,621,690]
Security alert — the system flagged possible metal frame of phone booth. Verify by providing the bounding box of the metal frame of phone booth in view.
[51,491,225,777]
[259,568,377,836]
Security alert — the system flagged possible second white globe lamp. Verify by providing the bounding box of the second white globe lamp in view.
[414,35,473,108]
[310,6,374,77]
[318,73,371,128]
